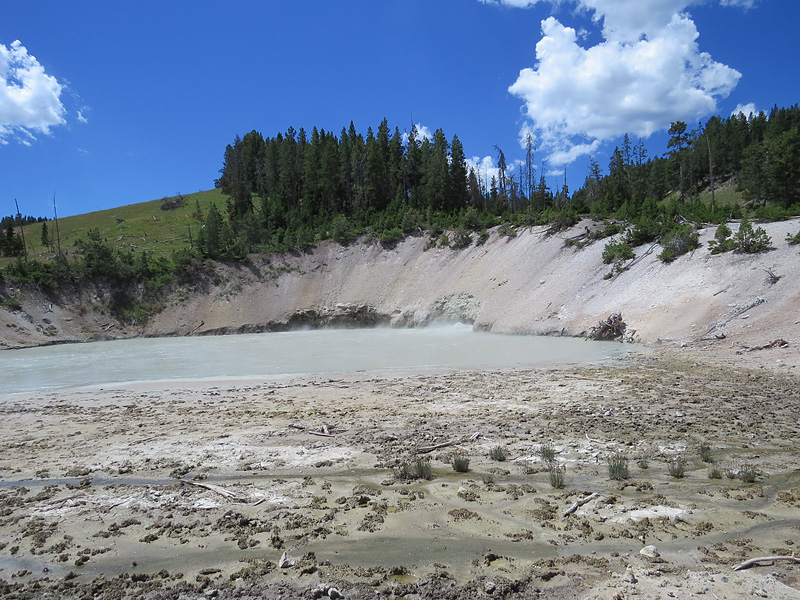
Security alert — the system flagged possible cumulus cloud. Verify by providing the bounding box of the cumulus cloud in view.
[731,102,759,118]
[510,10,741,164]
[0,40,66,145]
[402,123,433,146]
[486,0,745,165]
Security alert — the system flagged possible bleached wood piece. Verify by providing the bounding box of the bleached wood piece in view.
[564,492,600,517]
[732,555,800,571]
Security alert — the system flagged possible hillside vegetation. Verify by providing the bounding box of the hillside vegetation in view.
[1,106,799,347]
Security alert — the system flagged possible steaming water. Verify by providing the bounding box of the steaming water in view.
[0,325,636,394]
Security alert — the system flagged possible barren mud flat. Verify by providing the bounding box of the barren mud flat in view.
[1,348,800,599]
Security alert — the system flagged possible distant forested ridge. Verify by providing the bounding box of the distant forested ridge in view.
[210,106,800,259]
[2,106,799,295]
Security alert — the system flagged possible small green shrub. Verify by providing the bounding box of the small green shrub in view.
[607,454,630,481]
[497,223,517,238]
[708,465,723,480]
[489,445,508,462]
[331,215,355,245]
[589,221,625,241]
[667,457,686,478]
[548,465,565,489]
[753,204,789,222]
[538,442,556,462]
[658,226,700,262]
[1,293,23,312]
[734,218,772,253]
[476,229,490,246]
[602,241,635,267]
[699,444,713,463]
[786,230,800,245]
[378,227,404,247]
[451,454,471,473]
[708,222,736,254]
[450,228,472,249]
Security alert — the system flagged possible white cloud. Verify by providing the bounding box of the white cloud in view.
[720,0,757,9]
[0,40,66,145]
[467,154,519,190]
[506,1,741,165]
[731,102,759,118]
[479,0,545,7]
[402,123,433,145]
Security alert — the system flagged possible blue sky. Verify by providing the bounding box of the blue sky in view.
[2,0,796,218]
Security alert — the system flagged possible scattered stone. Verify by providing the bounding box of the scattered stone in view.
[640,545,660,559]
[279,550,295,569]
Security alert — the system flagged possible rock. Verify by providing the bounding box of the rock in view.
[279,550,295,568]
[328,587,343,599]
[622,567,638,584]
[640,545,660,558]
[484,580,496,594]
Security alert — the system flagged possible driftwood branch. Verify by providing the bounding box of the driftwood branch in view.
[589,314,627,341]
[182,480,248,502]
[564,492,600,517]
[289,423,335,437]
[697,297,765,341]
[417,432,482,454]
[732,555,800,571]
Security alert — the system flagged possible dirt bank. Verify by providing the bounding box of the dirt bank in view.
[2,219,799,354]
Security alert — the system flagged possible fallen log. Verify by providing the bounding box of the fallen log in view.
[564,492,600,517]
[732,555,800,571]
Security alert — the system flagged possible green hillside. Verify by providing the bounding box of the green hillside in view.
[1,189,224,267]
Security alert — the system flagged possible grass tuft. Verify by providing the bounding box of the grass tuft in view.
[739,464,757,483]
[667,457,686,479]
[538,442,556,462]
[395,459,433,481]
[699,444,713,463]
[548,465,566,489]
[451,454,471,473]
[489,445,508,462]
[607,454,630,481]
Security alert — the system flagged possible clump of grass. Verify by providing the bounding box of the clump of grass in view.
[548,465,566,489]
[395,459,433,481]
[699,444,713,463]
[489,445,508,462]
[538,442,556,462]
[708,465,723,480]
[608,454,630,481]
[739,464,757,483]
[667,457,686,479]
[451,454,471,473]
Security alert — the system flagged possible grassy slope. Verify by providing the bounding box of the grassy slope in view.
[2,189,226,267]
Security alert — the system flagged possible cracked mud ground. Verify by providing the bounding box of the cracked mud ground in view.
[1,349,800,599]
